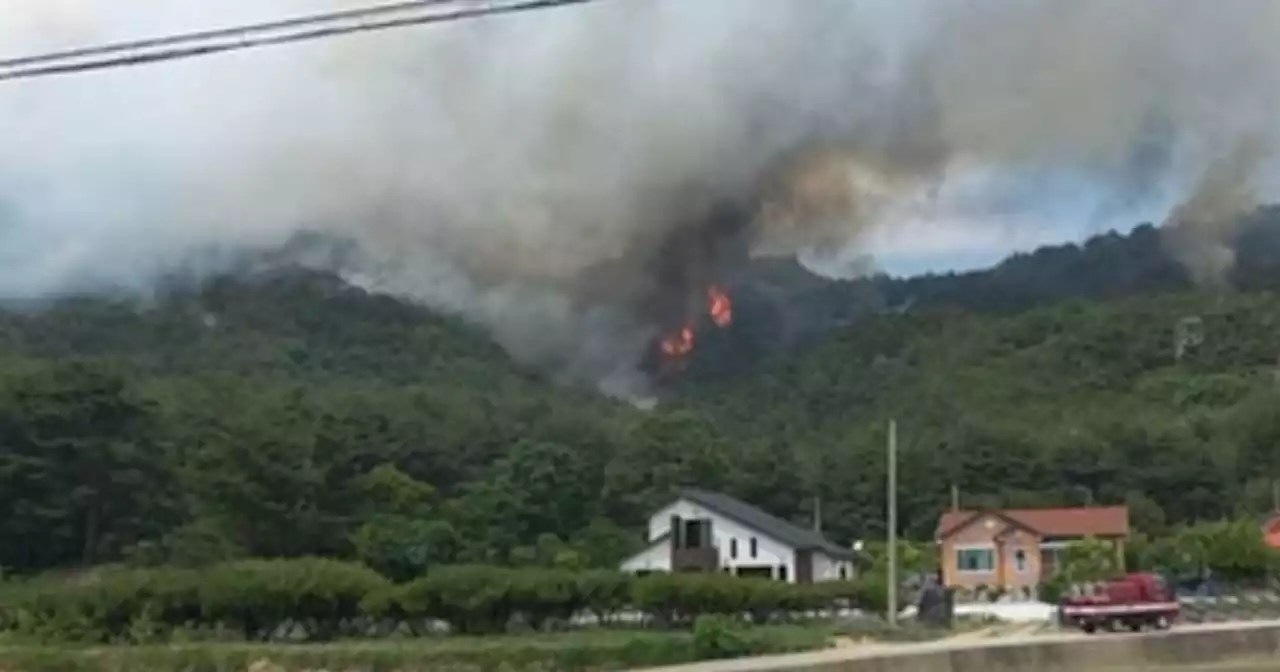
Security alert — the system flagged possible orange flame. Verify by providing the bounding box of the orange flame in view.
[707,284,732,328]
[658,285,731,365]
[660,326,694,358]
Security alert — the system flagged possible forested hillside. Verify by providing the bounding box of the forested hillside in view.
[4,213,1280,577]
[685,206,1280,381]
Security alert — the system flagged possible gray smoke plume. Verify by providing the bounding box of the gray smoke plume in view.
[0,0,1278,397]
[1163,138,1270,287]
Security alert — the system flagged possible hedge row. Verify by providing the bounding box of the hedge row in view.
[0,558,387,643]
[0,623,832,671]
[368,567,873,634]
[0,561,879,643]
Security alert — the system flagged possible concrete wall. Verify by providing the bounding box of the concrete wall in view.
[634,621,1280,672]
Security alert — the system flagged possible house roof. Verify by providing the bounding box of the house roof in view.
[936,506,1130,540]
[676,487,855,559]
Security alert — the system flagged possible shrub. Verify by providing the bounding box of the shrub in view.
[692,615,751,660]
[848,571,889,616]
[509,568,586,630]
[1,561,884,645]
[1038,573,1070,604]
[391,565,517,634]
[0,626,830,671]
[576,570,633,624]
[195,558,388,641]
[0,568,204,643]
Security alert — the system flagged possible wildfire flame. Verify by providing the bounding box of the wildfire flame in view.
[659,284,733,364]
[708,284,732,328]
[660,326,695,357]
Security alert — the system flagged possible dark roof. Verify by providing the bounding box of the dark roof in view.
[677,487,855,559]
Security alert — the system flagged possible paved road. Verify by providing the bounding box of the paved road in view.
[1176,664,1280,671]
[632,620,1280,672]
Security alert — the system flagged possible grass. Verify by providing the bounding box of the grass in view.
[0,625,836,672]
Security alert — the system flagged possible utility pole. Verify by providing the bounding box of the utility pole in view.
[887,418,898,627]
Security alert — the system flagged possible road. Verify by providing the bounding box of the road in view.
[632,620,1280,672]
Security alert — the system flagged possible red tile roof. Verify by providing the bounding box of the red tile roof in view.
[936,506,1130,540]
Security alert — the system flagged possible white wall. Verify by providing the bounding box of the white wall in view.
[644,498,797,581]
[812,551,854,582]
[620,538,670,573]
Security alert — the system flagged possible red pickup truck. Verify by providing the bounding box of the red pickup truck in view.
[1058,572,1180,633]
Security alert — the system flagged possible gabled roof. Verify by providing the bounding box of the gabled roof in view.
[676,487,855,559]
[936,506,1129,541]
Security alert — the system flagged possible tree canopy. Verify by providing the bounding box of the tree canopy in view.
[4,212,1280,575]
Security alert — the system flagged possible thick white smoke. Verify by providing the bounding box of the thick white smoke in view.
[1,0,1278,394]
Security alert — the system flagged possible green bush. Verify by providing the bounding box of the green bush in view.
[633,573,753,624]
[509,568,585,630]
[630,573,858,625]
[848,571,889,616]
[1,568,203,643]
[391,565,518,635]
[0,626,829,672]
[1,559,388,644]
[1038,573,1070,604]
[1,562,882,644]
[575,570,633,624]
[386,566,623,634]
[692,615,751,659]
[197,558,389,641]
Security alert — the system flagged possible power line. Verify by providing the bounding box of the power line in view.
[0,0,460,70]
[0,0,597,83]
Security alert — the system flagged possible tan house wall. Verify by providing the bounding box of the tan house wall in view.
[940,514,1127,593]
[940,514,1012,589]
[998,529,1042,596]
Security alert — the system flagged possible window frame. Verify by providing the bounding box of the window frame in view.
[954,545,996,573]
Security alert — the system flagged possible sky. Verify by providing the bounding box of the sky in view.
[0,0,1277,282]
[5,0,1279,397]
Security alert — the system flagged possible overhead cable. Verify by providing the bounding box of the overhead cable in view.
[0,0,597,83]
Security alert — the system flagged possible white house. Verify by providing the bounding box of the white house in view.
[619,487,857,583]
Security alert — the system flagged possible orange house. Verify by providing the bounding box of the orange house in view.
[935,506,1130,595]
[1263,512,1280,549]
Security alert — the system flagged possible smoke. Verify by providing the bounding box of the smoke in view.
[0,0,1278,397]
[1162,138,1269,287]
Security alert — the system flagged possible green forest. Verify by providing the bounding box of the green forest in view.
[4,209,1280,579]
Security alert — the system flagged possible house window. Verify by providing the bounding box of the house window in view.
[1014,549,1028,572]
[750,537,758,558]
[1040,548,1061,573]
[684,519,706,549]
[730,538,738,559]
[956,547,995,572]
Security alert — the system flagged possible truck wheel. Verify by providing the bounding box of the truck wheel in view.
[1129,620,1143,632]
[1081,622,1096,634]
